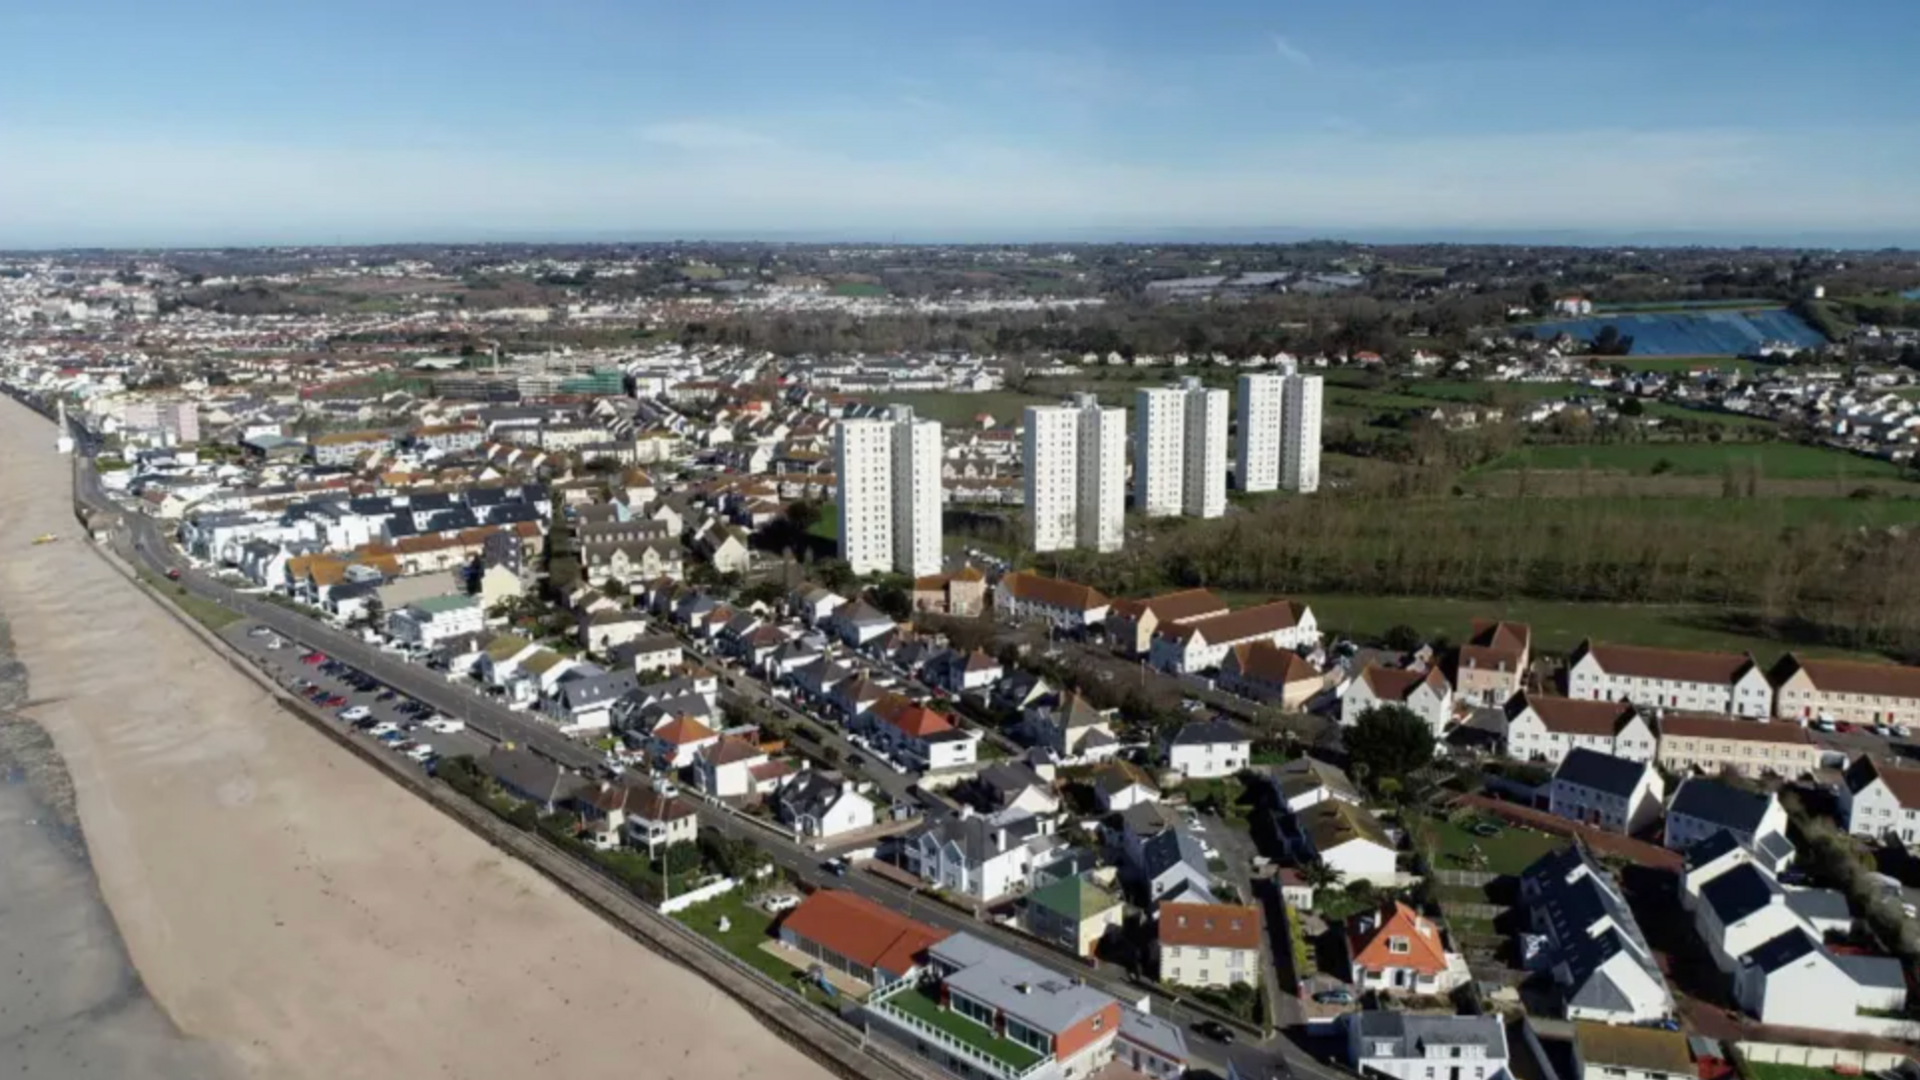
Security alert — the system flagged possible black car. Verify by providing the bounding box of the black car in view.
[1191,1020,1235,1044]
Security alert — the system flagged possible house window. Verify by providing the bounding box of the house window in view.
[1388,936,1411,954]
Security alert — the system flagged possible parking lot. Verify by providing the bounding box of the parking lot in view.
[223,620,496,768]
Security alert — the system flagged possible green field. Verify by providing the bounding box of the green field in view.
[861,389,1055,427]
[1489,441,1905,479]
[1287,592,1873,662]
[830,282,887,297]
[673,891,836,1007]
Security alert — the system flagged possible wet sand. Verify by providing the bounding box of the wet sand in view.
[0,396,832,1080]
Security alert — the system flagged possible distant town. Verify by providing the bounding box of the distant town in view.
[7,239,1920,1080]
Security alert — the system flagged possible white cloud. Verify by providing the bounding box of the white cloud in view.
[1271,34,1312,68]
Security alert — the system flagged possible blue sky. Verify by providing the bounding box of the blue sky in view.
[3,0,1918,247]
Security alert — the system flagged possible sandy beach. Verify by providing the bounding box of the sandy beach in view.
[0,397,832,1080]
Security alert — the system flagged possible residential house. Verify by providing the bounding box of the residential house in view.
[899,808,1060,902]
[694,736,789,800]
[1457,620,1533,707]
[1547,749,1666,835]
[993,571,1111,631]
[1023,875,1125,958]
[792,583,847,627]
[577,606,652,653]
[1732,925,1907,1033]
[1567,641,1772,719]
[1839,755,1920,845]
[1158,901,1262,990]
[1089,761,1160,813]
[1518,847,1673,1024]
[1106,589,1230,657]
[650,715,720,769]
[1166,718,1251,780]
[910,565,988,616]
[830,599,898,648]
[1346,900,1468,995]
[695,525,753,575]
[1664,778,1789,856]
[777,889,950,990]
[860,932,1145,1080]
[1504,695,1657,766]
[1137,826,1217,908]
[1289,800,1397,886]
[1694,861,1850,975]
[930,649,1005,695]
[386,593,484,650]
[1342,664,1453,737]
[610,633,683,675]
[771,769,878,840]
[1021,691,1120,764]
[963,762,1062,819]
[582,538,684,585]
[1569,1023,1692,1080]
[483,747,583,813]
[1218,641,1325,709]
[1770,653,1920,727]
[543,668,638,734]
[621,784,700,855]
[1654,713,1821,780]
[1268,756,1361,815]
[1349,1012,1511,1080]
[1148,599,1319,674]
[867,697,980,771]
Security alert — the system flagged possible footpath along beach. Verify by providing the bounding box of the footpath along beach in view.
[0,393,833,1080]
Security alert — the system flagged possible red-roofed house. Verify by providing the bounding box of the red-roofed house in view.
[694,735,781,799]
[861,694,980,770]
[777,889,951,990]
[649,715,719,769]
[1341,664,1453,737]
[1147,600,1319,674]
[1345,901,1467,995]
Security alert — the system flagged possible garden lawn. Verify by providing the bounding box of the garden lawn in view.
[1418,814,1567,876]
[670,889,837,1007]
[858,390,1055,427]
[883,985,1044,1071]
[1743,1065,1858,1080]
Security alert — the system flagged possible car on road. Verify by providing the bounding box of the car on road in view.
[337,706,372,722]
[821,857,849,877]
[424,718,466,734]
[1313,989,1355,1006]
[1190,1020,1234,1044]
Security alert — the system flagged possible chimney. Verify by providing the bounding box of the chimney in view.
[996,827,1008,851]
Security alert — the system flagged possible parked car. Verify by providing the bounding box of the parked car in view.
[1895,725,1913,739]
[762,893,802,914]
[1190,1020,1235,1044]
[301,652,326,665]
[1837,723,1856,733]
[1313,989,1355,1006]
[337,706,372,722]
[405,744,435,763]
[1814,720,1837,733]
[425,718,466,734]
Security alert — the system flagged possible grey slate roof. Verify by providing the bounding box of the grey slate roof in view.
[1783,888,1851,926]
[772,769,847,821]
[1700,863,1777,926]
[1118,1007,1188,1062]
[485,747,581,806]
[1141,826,1209,879]
[1351,1011,1508,1058]
[1171,718,1249,746]
[1522,847,1668,1015]
[1834,953,1907,989]
[1553,747,1651,798]
[1670,778,1773,835]
[929,932,1112,1035]
[1742,928,1819,974]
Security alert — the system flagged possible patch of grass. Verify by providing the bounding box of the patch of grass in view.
[1288,592,1876,663]
[671,889,836,1006]
[1180,775,1256,823]
[881,985,1045,1071]
[1488,441,1905,479]
[1416,814,1566,877]
[1743,1064,1857,1080]
[857,389,1055,428]
[830,281,887,297]
[137,569,241,631]
[1609,356,1766,374]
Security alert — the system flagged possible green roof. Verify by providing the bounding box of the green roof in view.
[413,593,479,615]
[484,633,535,661]
[1026,875,1120,921]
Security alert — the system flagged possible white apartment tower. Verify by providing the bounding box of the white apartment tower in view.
[1182,379,1229,518]
[1234,373,1284,492]
[835,405,944,577]
[1024,394,1126,554]
[1133,386,1186,517]
[1280,365,1324,493]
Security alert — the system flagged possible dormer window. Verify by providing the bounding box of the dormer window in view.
[1388,936,1411,954]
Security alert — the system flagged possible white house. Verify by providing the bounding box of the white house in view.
[1503,694,1657,766]
[1267,757,1362,815]
[1349,1013,1510,1080]
[386,593,484,650]
[1664,778,1789,856]
[1547,748,1666,835]
[1341,664,1452,737]
[1733,927,1907,1033]
[1567,640,1772,719]
[1166,719,1250,780]
[770,769,876,840]
[900,808,1060,902]
[1839,755,1920,845]
[693,735,790,800]
[993,571,1110,631]
[1290,800,1397,886]
[1148,600,1318,674]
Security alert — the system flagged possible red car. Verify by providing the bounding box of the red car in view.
[1837,722,1855,733]
[165,568,182,581]
[322,694,347,707]
[301,652,327,665]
